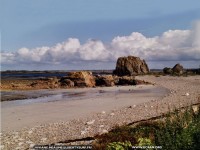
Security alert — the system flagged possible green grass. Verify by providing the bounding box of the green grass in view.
[93,105,200,150]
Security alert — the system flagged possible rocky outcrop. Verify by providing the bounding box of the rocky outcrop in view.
[116,76,137,85]
[113,56,149,76]
[172,64,184,74]
[67,71,95,87]
[95,75,115,87]
[46,77,59,88]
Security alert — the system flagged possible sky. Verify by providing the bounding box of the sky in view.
[1,0,200,70]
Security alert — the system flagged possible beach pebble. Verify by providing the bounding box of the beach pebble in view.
[13,135,19,139]
[81,130,87,135]
[0,145,4,149]
[28,130,33,134]
[102,129,108,134]
[18,138,24,141]
[101,111,106,114]
[110,113,115,116]
[86,120,95,125]
[185,93,189,96]
[41,138,47,142]
[192,105,199,114]
[15,147,22,150]
[29,143,35,148]
[26,140,33,144]
[18,142,23,146]
[99,125,104,128]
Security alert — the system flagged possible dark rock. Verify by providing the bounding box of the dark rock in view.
[95,75,115,87]
[113,56,149,76]
[163,67,172,74]
[116,76,136,85]
[172,63,184,74]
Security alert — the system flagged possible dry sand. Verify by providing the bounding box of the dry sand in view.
[1,75,200,149]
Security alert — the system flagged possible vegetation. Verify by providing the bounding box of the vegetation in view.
[93,105,200,150]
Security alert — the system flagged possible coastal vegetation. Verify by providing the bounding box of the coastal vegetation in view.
[93,105,200,150]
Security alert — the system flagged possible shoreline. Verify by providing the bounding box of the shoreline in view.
[1,75,200,149]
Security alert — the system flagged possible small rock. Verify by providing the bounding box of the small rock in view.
[0,145,4,149]
[18,142,23,146]
[86,120,95,125]
[26,140,33,144]
[81,130,87,135]
[18,138,24,141]
[41,138,47,142]
[101,111,106,114]
[185,93,189,96]
[28,130,33,134]
[30,143,35,148]
[151,106,153,108]
[192,105,199,114]
[110,113,115,116]
[99,125,104,128]
[102,129,108,134]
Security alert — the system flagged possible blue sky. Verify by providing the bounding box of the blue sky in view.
[1,0,200,70]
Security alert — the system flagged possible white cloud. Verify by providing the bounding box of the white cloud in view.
[1,21,200,69]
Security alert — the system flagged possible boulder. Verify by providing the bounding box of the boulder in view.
[95,75,115,87]
[172,64,184,74]
[60,77,74,87]
[163,67,172,74]
[67,71,95,87]
[113,56,149,76]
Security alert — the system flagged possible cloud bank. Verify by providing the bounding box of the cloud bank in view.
[1,21,200,70]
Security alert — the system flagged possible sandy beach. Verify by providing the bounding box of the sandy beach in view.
[1,85,168,132]
[1,75,200,149]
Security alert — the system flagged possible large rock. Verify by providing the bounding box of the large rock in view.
[67,71,95,87]
[172,63,184,74]
[95,75,115,87]
[113,56,149,76]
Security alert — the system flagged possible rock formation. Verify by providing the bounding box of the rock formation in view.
[59,77,74,87]
[95,75,115,87]
[116,76,136,85]
[113,56,149,76]
[67,71,95,87]
[172,63,184,74]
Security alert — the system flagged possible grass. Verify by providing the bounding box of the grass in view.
[92,105,200,150]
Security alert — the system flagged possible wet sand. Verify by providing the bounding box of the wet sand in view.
[1,85,168,132]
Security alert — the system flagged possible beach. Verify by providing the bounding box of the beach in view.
[1,75,200,149]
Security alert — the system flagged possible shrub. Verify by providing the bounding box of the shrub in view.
[106,141,132,150]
